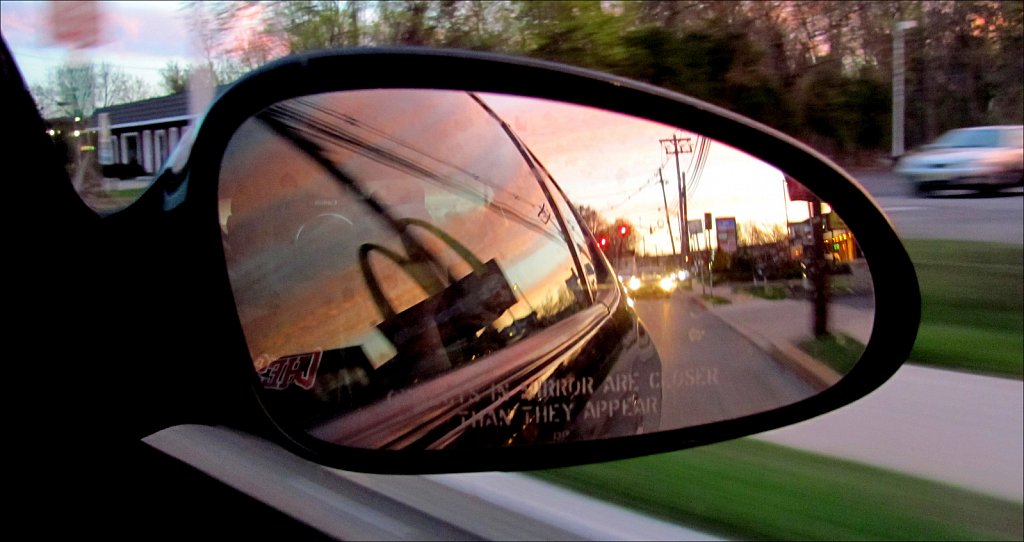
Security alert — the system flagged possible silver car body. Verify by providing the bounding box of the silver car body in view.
[896,125,1024,194]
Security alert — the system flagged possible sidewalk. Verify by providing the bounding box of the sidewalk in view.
[757,363,1024,502]
[687,281,1023,501]
[101,176,154,191]
[690,282,874,388]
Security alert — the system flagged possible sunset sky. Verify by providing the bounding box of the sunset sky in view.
[1,1,194,87]
[484,94,814,256]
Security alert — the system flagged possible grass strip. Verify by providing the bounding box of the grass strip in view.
[912,324,1023,376]
[104,187,148,199]
[531,439,1023,541]
[746,285,788,300]
[902,240,1023,378]
[799,333,864,374]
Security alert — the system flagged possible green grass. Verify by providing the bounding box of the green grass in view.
[799,333,865,374]
[531,439,1023,541]
[746,285,789,300]
[703,295,732,305]
[903,240,1023,378]
[104,187,147,199]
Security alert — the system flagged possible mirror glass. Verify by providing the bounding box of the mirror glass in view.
[218,90,874,450]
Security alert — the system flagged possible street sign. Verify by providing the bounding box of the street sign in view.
[687,219,703,234]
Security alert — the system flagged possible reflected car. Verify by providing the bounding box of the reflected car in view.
[896,125,1024,196]
[625,273,682,299]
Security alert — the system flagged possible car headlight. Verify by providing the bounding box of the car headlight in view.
[658,276,677,292]
[628,276,642,291]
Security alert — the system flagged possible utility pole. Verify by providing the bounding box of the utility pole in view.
[659,169,677,260]
[892,20,918,160]
[678,171,686,271]
[661,134,692,270]
[782,178,792,258]
[638,216,647,265]
[705,226,714,296]
[809,200,829,337]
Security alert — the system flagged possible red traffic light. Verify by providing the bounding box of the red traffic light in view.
[599,236,608,248]
[618,225,629,236]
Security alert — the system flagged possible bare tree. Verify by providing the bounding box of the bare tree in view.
[94,63,153,107]
[160,61,193,95]
[738,222,788,248]
[574,204,606,236]
[30,62,154,118]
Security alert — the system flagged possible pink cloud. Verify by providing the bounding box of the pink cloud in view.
[0,2,44,46]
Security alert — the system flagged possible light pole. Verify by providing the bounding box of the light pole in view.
[892,20,918,160]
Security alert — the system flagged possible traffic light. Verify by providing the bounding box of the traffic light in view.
[618,225,629,236]
[599,236,608,248]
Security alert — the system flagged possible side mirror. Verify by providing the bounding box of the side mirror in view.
[181,49,919,473]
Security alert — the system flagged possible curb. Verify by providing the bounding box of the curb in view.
[691,295,841,390]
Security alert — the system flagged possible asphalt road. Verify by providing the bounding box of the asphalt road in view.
[633,297,817,430]
[850,169,1024,244]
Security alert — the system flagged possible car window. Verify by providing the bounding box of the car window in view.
[532,158,615,302]
[1002,127,1024,148]
[931,128,1002,148]
[219,89,590,394]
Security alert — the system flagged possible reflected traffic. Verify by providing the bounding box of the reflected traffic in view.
[218,90,874,449]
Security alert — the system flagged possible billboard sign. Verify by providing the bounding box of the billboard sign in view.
[715,217,738,254]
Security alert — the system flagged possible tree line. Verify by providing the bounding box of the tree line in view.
[32,1,1023,162]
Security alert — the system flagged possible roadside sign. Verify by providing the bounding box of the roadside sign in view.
[786,177,818,202]
[704,212,713,230]
[715,217,738,254]
[687,219,703,234]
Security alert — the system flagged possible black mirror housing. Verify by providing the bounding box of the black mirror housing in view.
[131,48,919,474]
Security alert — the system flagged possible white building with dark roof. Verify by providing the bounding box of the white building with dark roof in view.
[86,91,194,175]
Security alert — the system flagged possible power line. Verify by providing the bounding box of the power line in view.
[593,154,670,213]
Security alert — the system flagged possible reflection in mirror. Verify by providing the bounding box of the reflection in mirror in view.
[218,90,874,451]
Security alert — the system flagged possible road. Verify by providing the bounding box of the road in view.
[851,169,1023,244]
[632,297,818,430]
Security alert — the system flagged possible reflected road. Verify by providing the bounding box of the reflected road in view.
[634,295,817,430]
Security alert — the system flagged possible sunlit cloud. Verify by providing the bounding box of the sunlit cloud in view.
[0,2,43,46]
[2,1,194,87]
